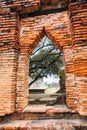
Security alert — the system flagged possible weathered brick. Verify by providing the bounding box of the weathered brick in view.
[0,0,87,118]
[69,1,87,116]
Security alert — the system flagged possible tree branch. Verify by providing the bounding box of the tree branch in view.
[30,52,61,63]
[29,52,61,86]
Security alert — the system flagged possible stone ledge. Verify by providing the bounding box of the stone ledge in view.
[23,104,74,114]
[0,119,87,130]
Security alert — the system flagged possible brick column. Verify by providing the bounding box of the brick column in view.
[63,46,76,111]
[69,1,87,116]
[0,12,19,116]
[16,31,30,112]
[16,29,44,112]
[0,50,18,116]
[45,12,76,111]
[16,54,29,112]
[16,27,43,112]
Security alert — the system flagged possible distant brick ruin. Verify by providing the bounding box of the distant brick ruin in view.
[0,0,87,120]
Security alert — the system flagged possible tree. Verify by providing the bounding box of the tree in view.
[29,36,65,89]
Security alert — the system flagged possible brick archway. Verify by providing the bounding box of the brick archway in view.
[16,11,76,112]
[0,1,87,117]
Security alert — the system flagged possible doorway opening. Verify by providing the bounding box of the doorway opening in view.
[29,36,66,106]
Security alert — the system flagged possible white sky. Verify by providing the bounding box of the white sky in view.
[43,74,60,84]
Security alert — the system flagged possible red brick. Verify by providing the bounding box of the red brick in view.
[0,0,87,117]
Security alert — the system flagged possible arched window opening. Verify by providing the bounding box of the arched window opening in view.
[29,36,65,105]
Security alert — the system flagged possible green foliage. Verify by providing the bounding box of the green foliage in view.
[29,36,65,85]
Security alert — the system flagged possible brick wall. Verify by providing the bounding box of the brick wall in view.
[40,0,68,10]
[0,0,87,117]
[0,12,19,116]
[19,11,76,111]
[0,0,40,14]
[0,10,76,115]
[0,49,18,116]
[16,54,29,112]
[0,0,68,14]
[69,1,87,116]
[63,46,76,111]
[16,29,44,112]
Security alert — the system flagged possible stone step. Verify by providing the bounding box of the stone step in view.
[29,93,66,98]
[0,119,87,130]
[6,104,79,121]
[29,97,56,102]
[23,104,70,113]
[29,93,66,104]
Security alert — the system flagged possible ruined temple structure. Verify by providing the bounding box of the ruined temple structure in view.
[0,0,87,129]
